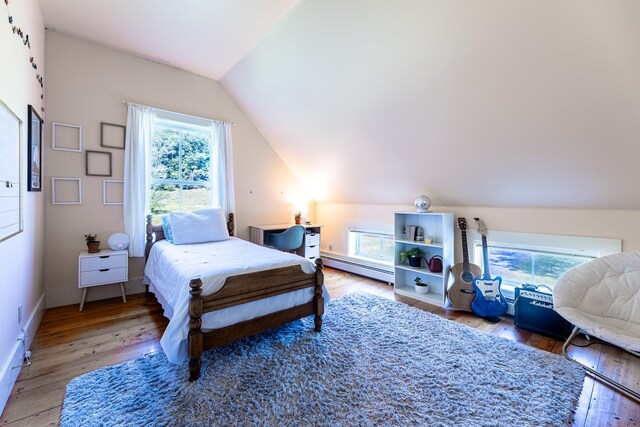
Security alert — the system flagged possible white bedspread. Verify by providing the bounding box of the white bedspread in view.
[144,238,322,363]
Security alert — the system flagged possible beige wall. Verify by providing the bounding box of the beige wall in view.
[44,31,311,308]
[317,203,639,261]
[0,0,45,406]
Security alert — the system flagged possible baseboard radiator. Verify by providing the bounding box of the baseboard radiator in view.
[321,252,394,284]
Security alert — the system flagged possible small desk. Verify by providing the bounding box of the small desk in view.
[249,223,322,261]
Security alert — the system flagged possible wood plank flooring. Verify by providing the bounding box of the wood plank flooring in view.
[1,267,638,426]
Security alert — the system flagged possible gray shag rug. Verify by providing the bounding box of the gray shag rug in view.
[61,292,584,426]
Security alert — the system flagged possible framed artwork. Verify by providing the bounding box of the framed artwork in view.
[52,122,82,152]
[51,177,82,205]
[27,105,43,191]
[86,150,112,177]
[101,122,126,149]
[103,180,124,205]
[0,98,23,242]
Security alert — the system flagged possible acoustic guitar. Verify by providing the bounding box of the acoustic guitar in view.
[448,218,482,311]
[471,218,508,319]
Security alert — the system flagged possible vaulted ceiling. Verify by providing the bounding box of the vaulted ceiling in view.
[38,0,301,80]
[39,0,640,209]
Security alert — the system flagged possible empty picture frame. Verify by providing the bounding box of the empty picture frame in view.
[52,177,82,205]
[52,122,82,152]
[103,180,124,205]
[101,122,126,149]
[86,150,112,177]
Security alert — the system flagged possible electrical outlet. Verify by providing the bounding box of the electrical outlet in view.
[18,305,22,324]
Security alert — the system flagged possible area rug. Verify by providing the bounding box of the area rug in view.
[61,292,584,426]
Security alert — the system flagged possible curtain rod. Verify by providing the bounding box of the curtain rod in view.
[121,100,236,126]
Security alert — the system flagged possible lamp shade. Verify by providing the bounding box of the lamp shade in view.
[108,232,130,251]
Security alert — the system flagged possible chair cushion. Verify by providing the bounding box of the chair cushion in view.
[553,252,640,352]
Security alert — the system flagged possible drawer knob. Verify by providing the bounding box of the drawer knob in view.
[99,268,110,272]
[99,256,110,259]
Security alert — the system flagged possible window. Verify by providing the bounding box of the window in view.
[472,230,621,300]
[348,230,394,264]
[150,118,213,220]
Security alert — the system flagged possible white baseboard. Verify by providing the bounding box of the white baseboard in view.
[0,292,46,417]
[46,276,145,308]
[321,252,394,283]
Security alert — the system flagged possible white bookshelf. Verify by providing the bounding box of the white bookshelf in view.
[393,212,454,307]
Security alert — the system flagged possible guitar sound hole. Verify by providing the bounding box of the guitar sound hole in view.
[461,272,474,283]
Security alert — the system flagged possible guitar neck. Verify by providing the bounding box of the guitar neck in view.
[481,235,491,279]
[461,229,470,271]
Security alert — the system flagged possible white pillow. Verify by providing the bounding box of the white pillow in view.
[169,208,229,245]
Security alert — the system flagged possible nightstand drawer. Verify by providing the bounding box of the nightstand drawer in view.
[80,267,127,287]
[81,254,127,272]
[305,232,320,247]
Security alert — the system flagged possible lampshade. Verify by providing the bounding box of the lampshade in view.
[108,232,130,251]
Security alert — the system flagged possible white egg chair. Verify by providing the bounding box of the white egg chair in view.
[553,252,640,402]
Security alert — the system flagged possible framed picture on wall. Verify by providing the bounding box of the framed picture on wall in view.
[28,105,43,191]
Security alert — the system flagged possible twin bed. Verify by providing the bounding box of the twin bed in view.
[143,213,327,381]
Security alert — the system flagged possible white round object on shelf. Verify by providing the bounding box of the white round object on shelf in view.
[108,233,130,251]
[414,195,431,213]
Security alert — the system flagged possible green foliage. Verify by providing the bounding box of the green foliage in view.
[294,211,302,219]
[149,127,213,217]
[414,277,424,285]
[400,247,424,264]
[84,234,98,243]
[151,128,210,182]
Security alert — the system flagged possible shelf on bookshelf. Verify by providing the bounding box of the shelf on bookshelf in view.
[394,239,443,248]
[395,264,443,278]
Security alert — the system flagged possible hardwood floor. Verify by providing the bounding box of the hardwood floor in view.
[1,267,638,426]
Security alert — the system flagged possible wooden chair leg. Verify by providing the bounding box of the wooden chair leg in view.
[79,288,88,312]
[120,282,127,304]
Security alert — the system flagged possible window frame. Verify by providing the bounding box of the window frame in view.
[468,229,621,297]
[149,118,213,215]
[347,229,394,266]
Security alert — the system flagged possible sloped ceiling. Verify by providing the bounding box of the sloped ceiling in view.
[221,0,640,209]
[38,0,301,80]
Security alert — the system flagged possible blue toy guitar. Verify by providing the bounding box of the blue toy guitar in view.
[471,218,508,319]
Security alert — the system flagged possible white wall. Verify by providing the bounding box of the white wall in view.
[222,0,640,210]
[0,0,45,413]
[318,203,638,261]
[44,31,311,307]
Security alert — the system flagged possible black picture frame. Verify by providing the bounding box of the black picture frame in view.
[100,122,126,149]
[27,105,43,192]
[86,150,112,177]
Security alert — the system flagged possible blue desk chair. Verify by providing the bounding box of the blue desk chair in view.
[265,225,305,253]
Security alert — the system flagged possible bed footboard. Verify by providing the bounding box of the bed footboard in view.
[188,258,325,381]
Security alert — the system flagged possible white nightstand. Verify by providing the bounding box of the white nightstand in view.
[78,249,128,311]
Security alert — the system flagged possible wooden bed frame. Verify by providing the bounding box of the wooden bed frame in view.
[145,213,325,381]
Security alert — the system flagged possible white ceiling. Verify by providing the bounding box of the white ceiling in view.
[221,0,640,209]
[39,0,640,209]
[38,0,301,80]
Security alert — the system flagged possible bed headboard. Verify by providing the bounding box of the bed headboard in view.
[145,213,235,261]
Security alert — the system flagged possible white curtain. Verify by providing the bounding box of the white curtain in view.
[124,104,155,257]
[211,121,236,233]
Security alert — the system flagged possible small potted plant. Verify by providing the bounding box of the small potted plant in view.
[84,234,100,253]
[294,211,302,225]
[414,277,429,294]
[400,247,425,267]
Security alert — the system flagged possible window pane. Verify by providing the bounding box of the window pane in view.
[151,128,180,180]
[150,183,180,218]
[533,253,592,287]
[488,248,533,285]
[181,185,211,212]
[181,130,210,183]
[353,232,394,262]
